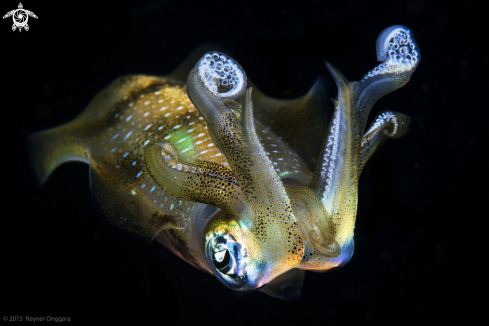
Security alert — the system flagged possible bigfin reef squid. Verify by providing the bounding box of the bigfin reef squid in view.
[27,25,420,300]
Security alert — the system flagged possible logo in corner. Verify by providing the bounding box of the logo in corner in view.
[3,3,37,32]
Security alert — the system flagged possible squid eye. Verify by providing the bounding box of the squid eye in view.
[205,231,247,289]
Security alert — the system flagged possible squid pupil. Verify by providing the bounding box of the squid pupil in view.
[213,250,230,271]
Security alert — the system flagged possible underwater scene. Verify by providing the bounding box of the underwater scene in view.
[4,0,484,324]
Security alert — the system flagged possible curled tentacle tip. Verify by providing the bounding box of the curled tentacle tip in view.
[376,25,420,63]
[197,52,247,100]
[361,110,410,148]
[364,25,420,81]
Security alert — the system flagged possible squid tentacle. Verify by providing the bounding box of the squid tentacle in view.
[355,25,420,131]
[188,52,304,280]
[310,62,358,216]
[187,52,297,231]
[143,141,250,221]
[359,111,410,173]
[302,26,420,260]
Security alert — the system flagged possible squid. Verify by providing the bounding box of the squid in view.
[27,25,420,300]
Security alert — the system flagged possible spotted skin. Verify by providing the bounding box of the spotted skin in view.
[28,74,312,274]
[27,25,420,299]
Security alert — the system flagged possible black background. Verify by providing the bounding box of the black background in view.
[2,0,486,325]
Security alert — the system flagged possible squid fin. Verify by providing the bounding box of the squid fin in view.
[27,125,90,186]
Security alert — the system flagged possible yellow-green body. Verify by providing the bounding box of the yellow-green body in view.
[28,25,419,300]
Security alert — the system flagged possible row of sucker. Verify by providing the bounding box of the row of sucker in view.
[363,25,419,81]
[318,107,341,198]
[358,110,410,174]
[198,52,246,100]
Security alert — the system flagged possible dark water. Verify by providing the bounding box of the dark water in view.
[3,0,484,324]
